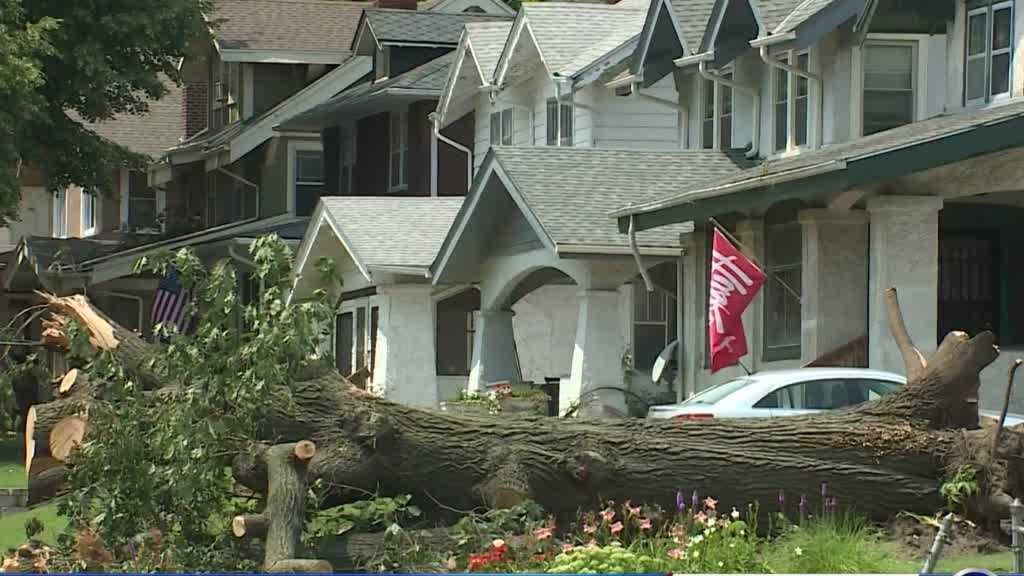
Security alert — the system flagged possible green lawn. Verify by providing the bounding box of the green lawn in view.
[0,434,24,489]
[886,550,1015,573]
[0,503,66,551]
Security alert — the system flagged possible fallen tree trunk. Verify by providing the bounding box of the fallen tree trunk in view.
[24,291,1024,527]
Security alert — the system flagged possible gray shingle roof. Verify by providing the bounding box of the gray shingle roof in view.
[210,0,368,59]
[491,147,754,249]
[281,53,452,129]
[320,196,464,268]
[466,21,514,82]
[773,0,835,33]
[522,3,649,76]
[673,0,718,54]
[616,99,1024,217]
[86,82,183,160]
[752,0,807,33]
[362,9,510,46]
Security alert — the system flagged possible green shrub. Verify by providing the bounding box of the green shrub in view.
[547,542,659,573]
[763,513,895,573]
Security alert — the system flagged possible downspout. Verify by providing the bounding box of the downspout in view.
[429,112,472,194]
[216,166,260,219]
[758,45,823,149]
[628,215,654,292]
[698,61,761,159]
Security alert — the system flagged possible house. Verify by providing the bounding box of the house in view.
[609,0,1024,413]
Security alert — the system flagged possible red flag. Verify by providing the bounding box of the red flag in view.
[708,228,766,373]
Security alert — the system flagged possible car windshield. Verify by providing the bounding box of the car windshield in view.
[682,378,753,405]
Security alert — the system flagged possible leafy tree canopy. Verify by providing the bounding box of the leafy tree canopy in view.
[0,0,211,224]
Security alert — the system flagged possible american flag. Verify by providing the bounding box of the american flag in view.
[151,269,192,333]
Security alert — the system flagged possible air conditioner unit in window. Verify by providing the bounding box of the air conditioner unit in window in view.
[213,81,226,102]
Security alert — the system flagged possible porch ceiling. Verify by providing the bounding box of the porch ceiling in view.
[615,100,1024,233]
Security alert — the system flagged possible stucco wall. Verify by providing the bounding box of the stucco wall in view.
[512,284,578,384]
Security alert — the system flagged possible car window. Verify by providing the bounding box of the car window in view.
[683,378,753,405]
[755,379,860,410]
[854,379,902,401]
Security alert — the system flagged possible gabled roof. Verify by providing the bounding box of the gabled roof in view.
[436,21,514,125]
[467,21,514,82]
[418,0,515,15]
[85,83,184,160]
[280,53,454,131]
[291,197,464,291]
[614,99,1024,232]
[210,0,369,63]
[353,8,511,53]
[631,0,716,82]
[432,146,753,281]
[523,3,648,77]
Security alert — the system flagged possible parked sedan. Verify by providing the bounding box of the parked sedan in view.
[647,367,1023,425]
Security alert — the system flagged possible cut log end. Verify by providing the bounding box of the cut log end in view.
[293,440,316,463]
[232,514,268,539]
[49,416,87,462]
[58,369,78,395]
[24,406,36,476]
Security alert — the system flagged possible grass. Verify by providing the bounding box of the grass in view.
[0,503,66,551]
[885,549,1016,574]
[763,514,896,573]
[0,434,24,489]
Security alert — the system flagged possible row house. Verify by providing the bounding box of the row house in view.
[611,0,1024,414]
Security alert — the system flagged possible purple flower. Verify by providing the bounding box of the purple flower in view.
[778,489,785,508]
[691,489,699,512]
[820,482,828,499]
[128,541,137,560]
[676,490,686,512]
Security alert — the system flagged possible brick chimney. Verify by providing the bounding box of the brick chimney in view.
[182,81,209,139]
[374,0,417,9]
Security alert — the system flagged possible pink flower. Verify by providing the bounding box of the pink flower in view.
[561,543,575,552]
[600,508,616,522]
[583,523,597,534]
[694,511,707,523]
[639,517,653,531]
[533,526,554,540]
[668,548,687,560]
[703,497,718,511]
[624,500,642,517]
[609,521,624,534]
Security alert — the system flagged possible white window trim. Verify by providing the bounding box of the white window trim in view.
[489,106,515,146]
[81,188,99,237]
[545,98,574,146]
[701,65,734,150]
[334,297,376,376]
[119,169,164,233]
[770,49,816,156]
[389,109,408,192]
[286,140,324,215]
[963,0,1014,106]
[850,35,925,138]
[52,189,66,239]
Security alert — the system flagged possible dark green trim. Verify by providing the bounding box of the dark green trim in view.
[619,113,1024,234]
[340,286,377,302]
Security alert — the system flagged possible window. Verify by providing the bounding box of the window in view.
[81,189,97,235]
[763,203,803,361]
[52,189,66,238]
[335,302,377,376]
[375,46,391,81]
[336,312,354,375]
[340,129,355,196]
[545,98,573,146]
[294,149,325,216]
[754,379,897,410]
[633,281,676,372]
[966,0,1013,105]
[389,109,408,190]
[127,171,158,230]
[863,42,916,135]
[211,61,240,129]
[773,50,810,153]
[701,70,733,150]
[489,108,513,146]
[436,289,481,376]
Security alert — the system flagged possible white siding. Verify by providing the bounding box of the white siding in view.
[593,75,682,149]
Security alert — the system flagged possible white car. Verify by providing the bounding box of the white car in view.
[647,367,1023,425]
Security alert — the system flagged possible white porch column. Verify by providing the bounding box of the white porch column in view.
[679,233,703,399]
[467,308,520,392]
[736,219,766,371]
[564,289,627,417]
[867,196,943,372]
[799,209,869,363]
[375,285,438,408]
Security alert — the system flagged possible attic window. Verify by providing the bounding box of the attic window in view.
[375,46,391,81]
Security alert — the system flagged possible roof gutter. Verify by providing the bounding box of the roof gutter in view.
[606,72,641,90]
[611,160,846,218]
[698,61,760,159]
[673,51,714,68]
[749,31,797,48]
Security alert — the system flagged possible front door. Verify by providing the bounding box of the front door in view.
[938,231,1001,342]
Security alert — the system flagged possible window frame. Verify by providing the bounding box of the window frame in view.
[123,170,160,232]
[631,280,676,373]
[762,206,803,362]
[287,140,325,215]
[389,109,409,191]
[52,189,66,239]
[861,40,918,136]
[81,188,98,236]
[489,107,515,146]
[545,98,574,146]
[771,49,812,154]
[701,66,734,150]
[335,299,378,377]
[965,0,1014,106]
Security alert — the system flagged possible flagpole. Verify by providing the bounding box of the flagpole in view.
[708,217,801,304]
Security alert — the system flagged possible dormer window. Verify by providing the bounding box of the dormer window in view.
[966,0,1013,105]
[489,108,513,145]
[546,98,573,146]
[772,50,810,153]
[701,67,733,150]
[376,47,391,81]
